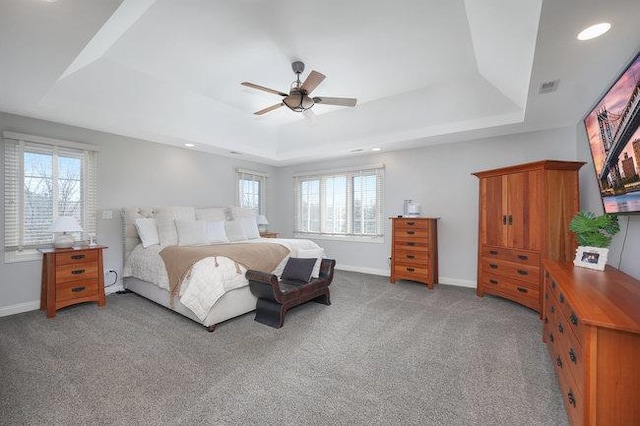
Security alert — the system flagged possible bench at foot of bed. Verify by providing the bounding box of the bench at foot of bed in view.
[246,259,336,328]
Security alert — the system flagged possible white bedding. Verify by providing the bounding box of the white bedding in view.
[124,238,324,320]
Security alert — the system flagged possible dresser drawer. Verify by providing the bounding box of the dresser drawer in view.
[547,280,583,344]
[394,265,429,281]
[55,263,100,283]
[394,228,428,240]
[56,279,99,302]
[481,246,540,266]
[481,258,539,285]
[394,248,428,264]
[55,249,98,265]
[393,219,428,230]
[482,272,539,310]
[393,239,430,250]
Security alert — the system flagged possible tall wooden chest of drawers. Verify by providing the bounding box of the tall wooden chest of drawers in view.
[39,245,107,318]
[543,260,640,425]
[390,217,438,289]
[473,160,584,313]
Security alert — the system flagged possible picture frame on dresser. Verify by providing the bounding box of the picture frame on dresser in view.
[573,246,608,271]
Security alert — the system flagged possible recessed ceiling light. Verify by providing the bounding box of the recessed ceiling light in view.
[372,148,382,152]
[184,143,195,148]
[230,151,242,155]
[577,22,611,41]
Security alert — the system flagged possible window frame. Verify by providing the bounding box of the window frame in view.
[3,132,99,263]
[293,164,385,243]
[236,168,268,215]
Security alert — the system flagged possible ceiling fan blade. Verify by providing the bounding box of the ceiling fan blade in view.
[300,70,326,94]
[302,109,318,126]
[241,82,288,97]
[313,96,357,107]
[254,103,284,115]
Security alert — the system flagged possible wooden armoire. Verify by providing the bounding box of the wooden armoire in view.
[472,160,585,313]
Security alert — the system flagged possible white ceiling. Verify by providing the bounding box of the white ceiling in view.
[1,0,640,165]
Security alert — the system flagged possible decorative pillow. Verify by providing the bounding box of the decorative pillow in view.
[224,220,248,242]
[228,206,257,220]
[297,247,325,278]
[281,257,316,282]
[239,216,261,240]
[175,220,209,246]
[195,207,228,222]
[134,218,160,248]
[206,220,229,244]
[155,207,196,246]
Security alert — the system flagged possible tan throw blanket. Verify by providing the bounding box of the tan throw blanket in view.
[160,243,290,303]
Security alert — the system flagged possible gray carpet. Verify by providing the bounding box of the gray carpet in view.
[0,271,568,426]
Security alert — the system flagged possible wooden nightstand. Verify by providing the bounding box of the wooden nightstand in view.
[260,231,279,238]
[38,245,107,318]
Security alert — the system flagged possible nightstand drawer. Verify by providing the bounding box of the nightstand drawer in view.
[56,279,99,302]
[55,262,99,283]
[56,250,98,265]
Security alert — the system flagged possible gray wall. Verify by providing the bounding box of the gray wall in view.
[271,126,581,286]
[0,111,276,313]
[2,110,640,315]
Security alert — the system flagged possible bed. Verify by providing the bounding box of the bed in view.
[122,206,325,331]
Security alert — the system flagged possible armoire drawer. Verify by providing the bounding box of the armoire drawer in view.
[481,272,539,310]
[481,258,539,285]
[481,246,540,266]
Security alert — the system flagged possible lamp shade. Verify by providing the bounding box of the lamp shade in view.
[256,215,269,225]
[49,216,82,248]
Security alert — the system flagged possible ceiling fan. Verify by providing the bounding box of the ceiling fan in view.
[241,61,357,117]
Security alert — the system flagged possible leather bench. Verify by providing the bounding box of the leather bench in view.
[246,258,336,328]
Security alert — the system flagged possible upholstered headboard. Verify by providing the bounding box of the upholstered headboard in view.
[121,206,156,263]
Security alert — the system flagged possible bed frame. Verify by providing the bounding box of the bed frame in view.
[121,207,258,331]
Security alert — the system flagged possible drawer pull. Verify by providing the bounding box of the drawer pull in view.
[407,242,415,246]
[567,390,576,408]
[556,357,563,369]
[550,306,555,314]
[71,286,86,293]
[406,255,415,259]
[516,287,528,293]
[489,279,498,284]
[544,317,548,324]
[559,293,565,304]
[489,263,498,269]
[549,333,554,343]
[569,312,578,326]
[71,269,85,275]
[407,221,415,226]
[71,254,85,260]
[551,281,556,289]
[507,215,513,225]
[406,268,415,272]
[489,250,498,255]
[407,231,415,235]
[557,323,564,334]
[517,270,528,276]
[517,254,528,260]
[502,215,507,225]
[569,348,577,363]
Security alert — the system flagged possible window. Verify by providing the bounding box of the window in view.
[4,132,98,262]
[293,164,384,241]
[237,168,267,214]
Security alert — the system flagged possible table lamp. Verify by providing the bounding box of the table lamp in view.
[49,216,83,248]
[256,214,269,232]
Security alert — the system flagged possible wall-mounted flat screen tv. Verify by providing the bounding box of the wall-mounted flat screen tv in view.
[584,51,640,214]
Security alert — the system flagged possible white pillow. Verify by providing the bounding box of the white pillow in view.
[134,218,160,248]
[206,220,229,244]
[225,220,248,242]
[155,207,196,246]
[239,216,261,240]
[175,220,209,246]
[297,247,325,278]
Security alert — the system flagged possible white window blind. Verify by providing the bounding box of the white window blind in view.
[293,164,384,240]
[237,168,268,215]
[4,132,98,259]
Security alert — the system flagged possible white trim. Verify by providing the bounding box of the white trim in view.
[335,264,478,289]
[438,277,477,289]
[0,300,40,317]
[4,249,42,263]
[3,131,100,152]
[236,168,269,177]
[293,163,384,178]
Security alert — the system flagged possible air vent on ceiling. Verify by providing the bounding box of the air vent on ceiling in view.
[350,148,364,153]
[538,79,560,94]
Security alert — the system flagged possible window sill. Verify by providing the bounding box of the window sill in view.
[4,249,43,264]
[294,233,384,244]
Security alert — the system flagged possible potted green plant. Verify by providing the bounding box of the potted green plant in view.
[569,211,620,270]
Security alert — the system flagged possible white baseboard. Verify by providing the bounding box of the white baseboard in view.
[0,300,40,317]
[335,264,477,289]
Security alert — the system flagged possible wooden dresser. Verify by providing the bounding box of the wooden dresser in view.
[542,260,640,425]
[39,245,107,318]
[473,160,584,313]
[389,217,438,289]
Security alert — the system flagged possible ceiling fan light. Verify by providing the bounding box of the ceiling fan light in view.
[283,93,314,112]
